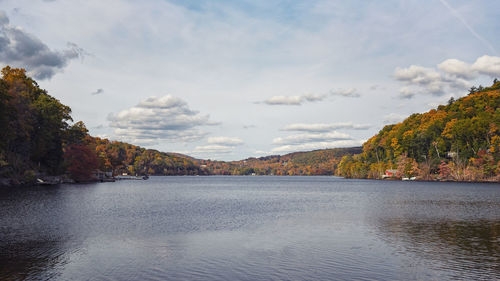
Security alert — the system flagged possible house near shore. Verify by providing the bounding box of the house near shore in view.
[382,169,399,179]
[92,170,115,182]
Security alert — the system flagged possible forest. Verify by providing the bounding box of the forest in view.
[337,80,500,182]
[199,147,361,176]
[0,67,205,185]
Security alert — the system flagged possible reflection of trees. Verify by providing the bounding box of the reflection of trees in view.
[0,238,69,280]
[376,218,500,279]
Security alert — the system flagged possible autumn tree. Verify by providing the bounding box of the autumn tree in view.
[64,144,99,182]
[397,153,419,178]
[0,66,72,179]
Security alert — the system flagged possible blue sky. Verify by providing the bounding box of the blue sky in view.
[0,0,499,160]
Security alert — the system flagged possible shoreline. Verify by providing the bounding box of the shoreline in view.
[2,174,498,188]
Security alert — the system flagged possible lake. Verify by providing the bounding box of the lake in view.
[0,176,499,280]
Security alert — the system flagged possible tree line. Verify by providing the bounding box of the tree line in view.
[199,147,362,176]
[337,80,500,182]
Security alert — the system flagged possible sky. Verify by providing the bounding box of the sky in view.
[0,0,499,160]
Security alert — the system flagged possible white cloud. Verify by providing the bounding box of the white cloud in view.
[394,65,443,93]
[207,136,244,145]
[383,113,406,124]
[274,121,365,154]
[262,93,327,105]
[137,95,186,109]
[272,140,364,153]
[394,64,471,96]
[282,122,370,132]
[437,56,500,79]
[438,58,475,79]
[395,55,500,99]
[192,145,235,154]
[471,55,500,77]
[272,131,352,145]
[303,93,327,102]
[330,88,360,97]
[108,95,216,145]
[191,136,244,156]
[263,95,303,105]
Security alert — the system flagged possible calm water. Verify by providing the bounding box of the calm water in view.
[0,176,499,280]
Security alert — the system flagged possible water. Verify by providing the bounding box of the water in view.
[0,176,499,280]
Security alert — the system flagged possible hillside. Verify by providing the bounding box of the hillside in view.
[87,136,206,177]
[338,80,500,181]
[0,67,205,186]
[199,147,362,175]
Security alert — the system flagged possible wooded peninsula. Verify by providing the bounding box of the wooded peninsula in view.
[0,66,498,186]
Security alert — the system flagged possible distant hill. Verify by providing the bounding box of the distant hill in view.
[338,80,500,182]
[199,147,362,175]
[87,136,206,177]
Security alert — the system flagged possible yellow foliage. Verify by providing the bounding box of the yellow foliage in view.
[490,135,500,153]
[442,118,458,139]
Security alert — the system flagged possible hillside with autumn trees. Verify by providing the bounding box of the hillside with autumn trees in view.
[199,147,362,176]
[337,80,500,182]
[87,136,205,177]
[0,67,205,186]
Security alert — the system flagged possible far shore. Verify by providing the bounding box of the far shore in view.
[2,174,498,188]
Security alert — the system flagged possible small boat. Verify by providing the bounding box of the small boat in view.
[36,177,61,185]
[37,178,53,185]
